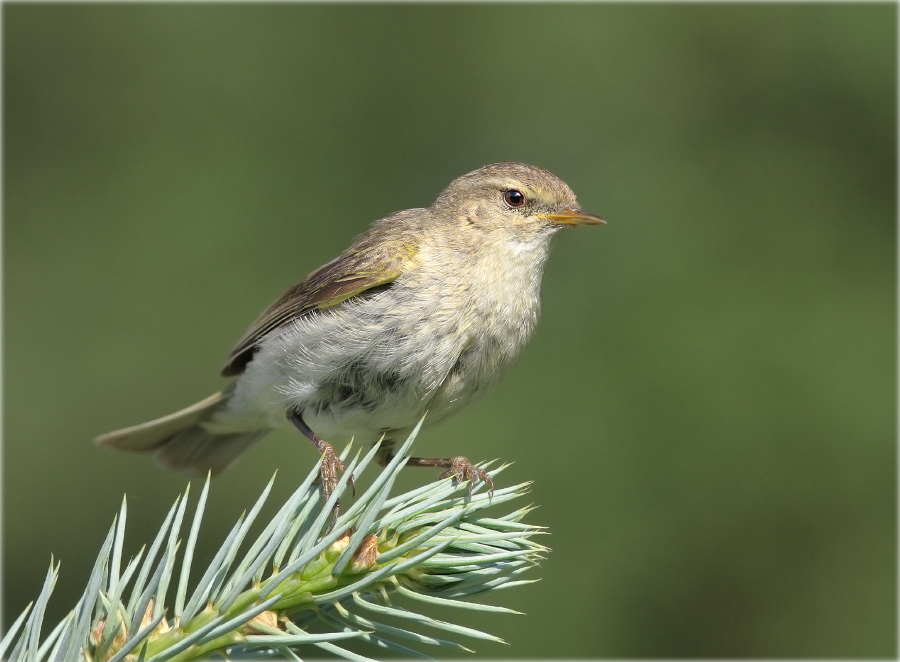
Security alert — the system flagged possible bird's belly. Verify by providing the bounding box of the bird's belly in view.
[301,333,522,442]
[213,297,460,436]
[211,282,535,442]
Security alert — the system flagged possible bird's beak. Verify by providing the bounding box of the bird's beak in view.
[544,208,606,227]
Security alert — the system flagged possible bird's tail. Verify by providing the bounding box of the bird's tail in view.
[95,389,268,476]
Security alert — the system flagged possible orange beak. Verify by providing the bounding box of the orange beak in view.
[545,208,606,227]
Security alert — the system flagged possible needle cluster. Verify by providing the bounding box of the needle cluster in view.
[2,422,546,661]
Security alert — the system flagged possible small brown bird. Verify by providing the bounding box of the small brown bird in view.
[97,162,604,497]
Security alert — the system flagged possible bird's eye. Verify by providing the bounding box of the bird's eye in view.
[503,189,526,208]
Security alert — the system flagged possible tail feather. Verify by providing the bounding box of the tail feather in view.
[153,427,267,476]
[95,389,268,476]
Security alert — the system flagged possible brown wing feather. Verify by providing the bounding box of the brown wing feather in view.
[222,239,418,376]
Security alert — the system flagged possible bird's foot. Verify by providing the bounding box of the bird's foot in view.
[288,411,355,528]
[440,456,494,495]
[318,442,356,501]
[317,442,355,529]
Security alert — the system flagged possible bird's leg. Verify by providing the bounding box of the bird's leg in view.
[381,448,493,495]
[288,411,355,523]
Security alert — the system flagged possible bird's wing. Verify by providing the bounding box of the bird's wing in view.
[222,239,419,376]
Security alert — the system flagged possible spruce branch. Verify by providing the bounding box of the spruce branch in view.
[3,422,547,661]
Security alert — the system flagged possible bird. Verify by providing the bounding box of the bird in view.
[96,162,604,499]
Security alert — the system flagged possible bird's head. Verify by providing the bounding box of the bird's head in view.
[431,162,605,247]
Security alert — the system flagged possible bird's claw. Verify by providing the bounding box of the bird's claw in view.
[440,456,494,495]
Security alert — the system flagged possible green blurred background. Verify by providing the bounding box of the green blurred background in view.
[3,3,896,658]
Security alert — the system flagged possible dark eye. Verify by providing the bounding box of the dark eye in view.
[503,189,526,208]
